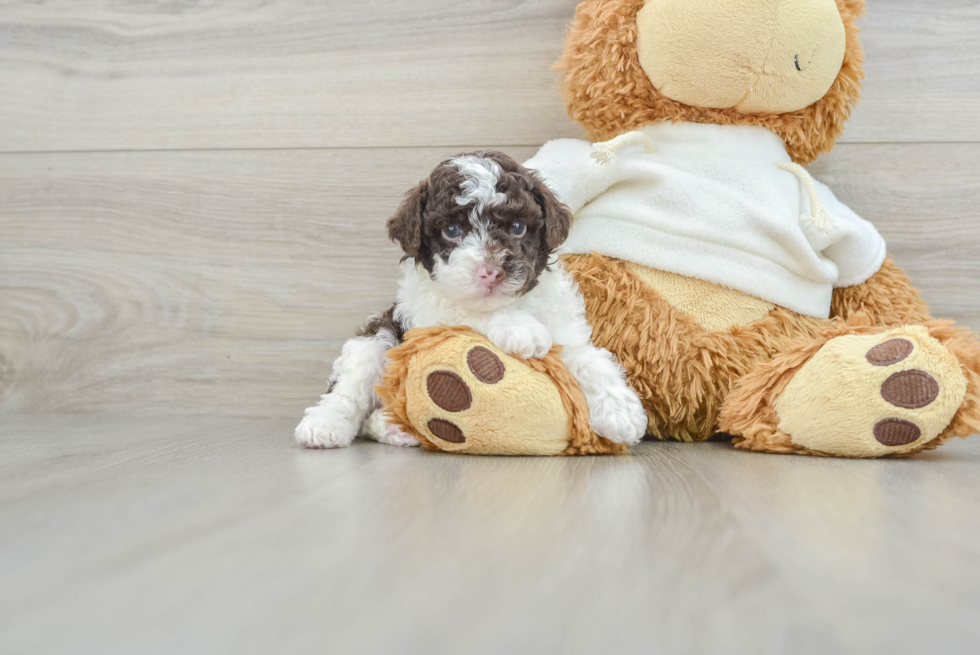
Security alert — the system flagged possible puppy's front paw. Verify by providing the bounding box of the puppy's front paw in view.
[375,423,420,448]
[294,398,358,449]
[590,390,648,445]
[486,318,552,359]
[363,409,420,448]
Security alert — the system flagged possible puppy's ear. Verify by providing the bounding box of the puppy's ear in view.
[530,172,572,251]
[387,180,428,259]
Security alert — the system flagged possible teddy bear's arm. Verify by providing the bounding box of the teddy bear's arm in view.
[830,256,933,325]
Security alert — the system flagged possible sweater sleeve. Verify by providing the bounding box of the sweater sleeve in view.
[814,179,888,288]
[523,139,628,214]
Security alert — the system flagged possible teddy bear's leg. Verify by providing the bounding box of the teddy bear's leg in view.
[562,252,832,442]
[831,256,933,325]
[375,326,626,456]
[720,321,980,457]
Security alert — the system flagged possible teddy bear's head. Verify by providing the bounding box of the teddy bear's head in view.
[558,0,866,164]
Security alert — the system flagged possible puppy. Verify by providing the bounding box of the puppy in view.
[295,151,648,449]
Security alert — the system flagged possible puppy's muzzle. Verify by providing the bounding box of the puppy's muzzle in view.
[476,265,504,291]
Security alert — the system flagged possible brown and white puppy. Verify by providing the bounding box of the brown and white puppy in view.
[295,151,646,450]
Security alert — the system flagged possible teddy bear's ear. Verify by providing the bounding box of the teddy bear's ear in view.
[387,180,428,259]
[529,172,572,252]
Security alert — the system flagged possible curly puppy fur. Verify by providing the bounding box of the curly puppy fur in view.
[557,0,866,165]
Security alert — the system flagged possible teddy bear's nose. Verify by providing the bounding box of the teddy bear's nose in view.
[635,0,846,114]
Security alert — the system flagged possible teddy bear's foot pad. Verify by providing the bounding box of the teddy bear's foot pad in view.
[422,347,508,445]
[775,328,967,457]
[378,327,627,456]
[406,335,571,455]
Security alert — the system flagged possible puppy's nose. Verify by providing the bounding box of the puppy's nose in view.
[477,266,503,287]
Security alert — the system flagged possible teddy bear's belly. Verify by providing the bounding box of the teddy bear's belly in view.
[622,262,775,331]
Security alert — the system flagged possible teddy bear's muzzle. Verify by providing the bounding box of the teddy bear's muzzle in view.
[635,0,847,114]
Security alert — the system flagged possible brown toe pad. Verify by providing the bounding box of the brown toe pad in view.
[426,371,472,413]
[874,418,922,447]
[881,370,940,409]
[866,339,914,366]
[467,346,505,384]
[428,418,466,444]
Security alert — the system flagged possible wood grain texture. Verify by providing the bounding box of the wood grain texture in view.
[1,415,978,654]
[3,143,979,416]
[0,146,534,415]
[0,0,581,152]
[2,0,979,153]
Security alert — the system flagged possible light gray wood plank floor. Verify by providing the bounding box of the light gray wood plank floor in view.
[2,415,979,655]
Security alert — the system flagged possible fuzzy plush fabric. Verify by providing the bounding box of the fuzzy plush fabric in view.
[720,320,980,458]
[376,326,626,456]
[524,121,887,318]
[773,326,966,457]
[830,256,934,324]
[562,252,980,453]
[621,263,775,331]
[556,0,866,165]
[374,0,980,459]
[636,0,847,114]
[563,253,828,441]
[379,254,980,457]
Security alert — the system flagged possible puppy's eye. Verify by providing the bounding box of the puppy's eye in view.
[509,221,527,237]
[442,224,462,240]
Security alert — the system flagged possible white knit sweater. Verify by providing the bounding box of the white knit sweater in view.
[524,121,886,319]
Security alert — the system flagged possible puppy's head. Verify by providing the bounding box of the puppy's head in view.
[387,151,573,312]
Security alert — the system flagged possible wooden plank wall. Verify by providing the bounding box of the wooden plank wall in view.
[1,0,979,417]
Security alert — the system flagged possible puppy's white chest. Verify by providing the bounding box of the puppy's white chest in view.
[395,261,594,354]
[397,261,555,332]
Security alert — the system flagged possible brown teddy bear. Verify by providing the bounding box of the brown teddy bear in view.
[378,0,980,458]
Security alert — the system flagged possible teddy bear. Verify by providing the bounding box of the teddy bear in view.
[377,0,980,458]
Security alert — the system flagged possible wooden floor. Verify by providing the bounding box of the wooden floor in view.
[1,415,979,654]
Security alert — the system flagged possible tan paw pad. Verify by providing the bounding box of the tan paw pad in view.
[775,326,968,457]
[404,336,571,456]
